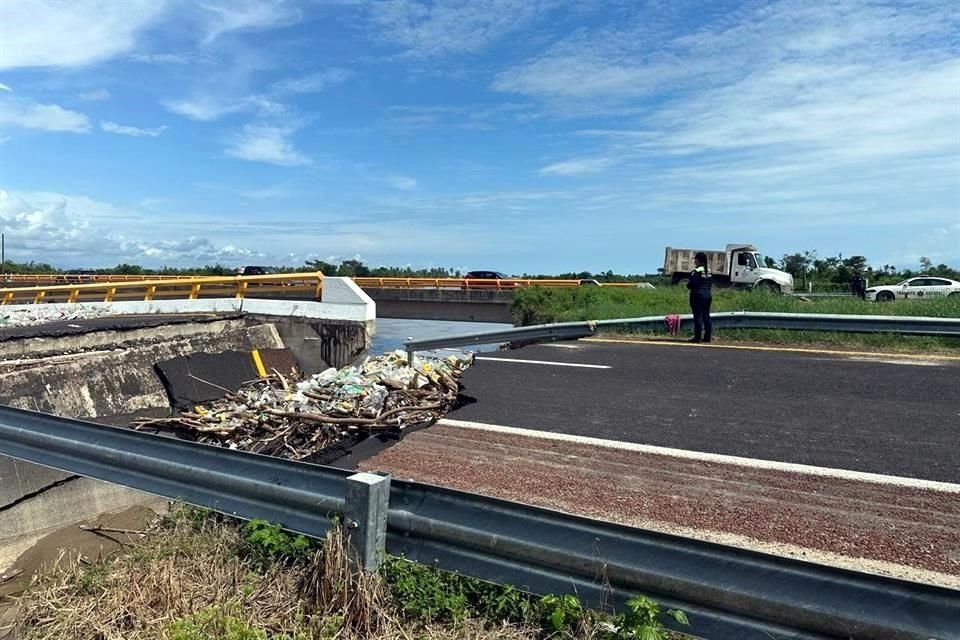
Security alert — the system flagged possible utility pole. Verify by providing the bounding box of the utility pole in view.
[1,233,5,276]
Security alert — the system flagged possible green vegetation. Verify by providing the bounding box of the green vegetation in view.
[777,252,958,290]
[14,507,689,640]
[5,250,955,286]
[513,286,960,352]
[514,286,960,325]
[382,556,540,625]
[243,518,316,566]
[169,604,305,640]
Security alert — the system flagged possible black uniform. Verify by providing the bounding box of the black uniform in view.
[851,275,866,299]
[687,266,713,342]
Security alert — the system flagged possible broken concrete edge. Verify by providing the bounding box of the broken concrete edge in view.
[0,321,285,422]
[0,316,248,362]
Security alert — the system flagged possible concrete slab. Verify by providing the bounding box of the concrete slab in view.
[0,321,283,418]
[155,351,260,410]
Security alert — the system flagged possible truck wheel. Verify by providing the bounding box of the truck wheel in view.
[755,280,780,294]
[877,291,895,302]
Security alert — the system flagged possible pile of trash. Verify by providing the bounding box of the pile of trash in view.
[132,350,473,461]
[0,305,115,328]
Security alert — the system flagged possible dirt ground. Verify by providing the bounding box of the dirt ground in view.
[0,504,165,638]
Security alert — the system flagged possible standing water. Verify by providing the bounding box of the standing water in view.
[370,319,512,356]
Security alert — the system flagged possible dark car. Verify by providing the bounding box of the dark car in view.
[463,270,517,288]
[237,265,274,276]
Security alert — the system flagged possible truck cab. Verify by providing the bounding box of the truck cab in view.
[726,244,793,293]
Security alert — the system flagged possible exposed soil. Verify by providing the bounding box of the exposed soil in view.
[0,503,165,638]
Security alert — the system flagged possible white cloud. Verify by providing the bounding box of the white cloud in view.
[168,67,348,124]
[0,0,169,70]
[0,83,11,92]
[225,125,311,166]
[165,97,243,122]
[199,0,303,43]
[166,90,286,121]
[100,121,167,137]
[539,157,613,176]
[388,176,417,190]
[497,1,958,228]
[0,100,90,133]
[78,89,112,102]
[0,189,261,265]
[273,68,352,94]
[368,0,556,57]
[129,52,193,64]
[386,103,535,131]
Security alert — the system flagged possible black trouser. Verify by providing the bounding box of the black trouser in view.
[690,291,712,342]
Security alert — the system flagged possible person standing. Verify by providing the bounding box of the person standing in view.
[687,252,713,343]
[851,273,866,299]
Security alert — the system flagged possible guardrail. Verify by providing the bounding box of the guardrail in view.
[353,277,583,289]
[1,273,195,284]
[3,273,646,292]
[403,311,960,360]
[0,406,956,639]
[0,275,651,305]
[0,272,324,305]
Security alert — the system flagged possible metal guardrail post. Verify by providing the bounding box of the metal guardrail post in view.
[345,472,391,571]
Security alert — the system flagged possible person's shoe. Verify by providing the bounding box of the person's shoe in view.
[703,337,712,343]
[689,337,701,343]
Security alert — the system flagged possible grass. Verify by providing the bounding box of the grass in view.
[11,506,688,640]
[513,287,960,352]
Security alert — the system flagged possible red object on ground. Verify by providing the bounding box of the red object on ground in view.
[665,314,681,336]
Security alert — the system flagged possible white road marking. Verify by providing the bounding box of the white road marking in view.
[844,357,944,367]
[542,343,581,349]
[474,356,611,369]
[438,418,960,493]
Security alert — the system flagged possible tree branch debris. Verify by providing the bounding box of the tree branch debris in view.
[132,351,472,461]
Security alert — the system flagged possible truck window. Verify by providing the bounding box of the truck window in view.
[737,253,757,269]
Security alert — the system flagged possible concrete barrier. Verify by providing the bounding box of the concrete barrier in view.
[365,287,512,323]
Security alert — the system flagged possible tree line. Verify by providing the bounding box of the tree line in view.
[2,254,956,288]
[773,253,958,290]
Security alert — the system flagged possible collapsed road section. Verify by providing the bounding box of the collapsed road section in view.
[0,278,379,571]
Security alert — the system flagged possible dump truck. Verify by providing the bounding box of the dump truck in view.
[664,244,793,294]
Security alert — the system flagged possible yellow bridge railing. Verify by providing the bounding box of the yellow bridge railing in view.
[0,273,647,305]
[350,277,584,290]
[0,273,195,284]
[0,272,325,305]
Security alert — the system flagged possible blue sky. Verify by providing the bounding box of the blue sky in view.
[0,0,957,274]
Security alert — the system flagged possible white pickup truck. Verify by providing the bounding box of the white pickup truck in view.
[664,244,794,294]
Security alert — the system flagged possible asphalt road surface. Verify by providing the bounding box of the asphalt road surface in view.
[449,340,960,482]
[0,313,240,342]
